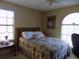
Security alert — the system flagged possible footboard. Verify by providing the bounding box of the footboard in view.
[19,38,55,59]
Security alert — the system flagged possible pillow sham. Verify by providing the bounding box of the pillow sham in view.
[32,32,45,38]
[21,32,33,39]
[21,31,45,39]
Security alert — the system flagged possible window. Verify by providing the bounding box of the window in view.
[61,13,79,48]
[0,9,14,41]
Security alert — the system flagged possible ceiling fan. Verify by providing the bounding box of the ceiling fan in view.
[47,0,58,6]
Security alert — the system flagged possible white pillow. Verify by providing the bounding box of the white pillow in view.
[21,32,33,39]
[32,32,45,38]
[21,31,45,39]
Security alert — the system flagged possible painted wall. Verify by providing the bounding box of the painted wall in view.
[1,1,79,39]
[0,1,44,30]
[44,4,79,38]
[0,2,44,53]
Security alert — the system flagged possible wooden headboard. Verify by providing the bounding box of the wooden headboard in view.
[16,27,40,40]
[15,27,40,46]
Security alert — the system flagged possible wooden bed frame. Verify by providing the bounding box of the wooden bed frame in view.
[16,27,40,39]
[15,27,70,59]
[15,27,40,49]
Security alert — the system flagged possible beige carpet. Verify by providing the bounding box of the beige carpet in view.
[67,51,78,59]
[0,51,78,59]
[0,52,27,59]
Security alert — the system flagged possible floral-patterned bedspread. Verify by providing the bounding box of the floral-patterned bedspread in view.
[19,37,69,59]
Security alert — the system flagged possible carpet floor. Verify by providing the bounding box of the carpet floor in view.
[0,52,27,59]
[0,51,78,59]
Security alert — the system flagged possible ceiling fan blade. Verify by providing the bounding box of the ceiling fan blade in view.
[47,0,58,6]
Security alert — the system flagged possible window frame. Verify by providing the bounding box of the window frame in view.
[0,9,14,41]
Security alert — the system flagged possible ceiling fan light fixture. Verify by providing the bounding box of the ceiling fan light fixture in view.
[47,0,55,6]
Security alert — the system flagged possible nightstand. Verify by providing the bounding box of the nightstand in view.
[0,41,16,56]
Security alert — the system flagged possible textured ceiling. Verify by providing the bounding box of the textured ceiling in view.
[4,0,79,11]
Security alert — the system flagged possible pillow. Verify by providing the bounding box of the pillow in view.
[32,32,45,38]
[21,31,45,39]
[21,32,33,39]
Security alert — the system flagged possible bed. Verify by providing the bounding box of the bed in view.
[16,27,70,59]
